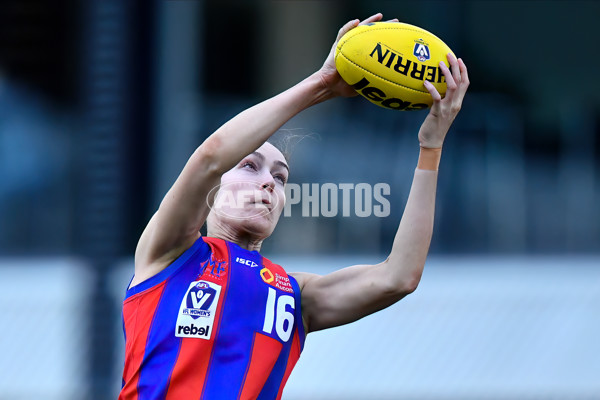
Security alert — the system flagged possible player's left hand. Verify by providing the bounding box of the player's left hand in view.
[318,13,398,98]
[418,53,470,148]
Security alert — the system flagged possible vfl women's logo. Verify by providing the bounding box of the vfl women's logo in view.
[183,282,216,319]
[176,280,222,339]
[413,39,430,62]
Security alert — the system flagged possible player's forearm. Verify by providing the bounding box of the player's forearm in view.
[199,72,334,174]
[384,167,438,293]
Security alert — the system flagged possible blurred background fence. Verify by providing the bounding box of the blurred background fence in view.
[0,1,599,399]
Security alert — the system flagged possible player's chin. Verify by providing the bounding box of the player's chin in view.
[219,205,277,238]
[232,218,274,241]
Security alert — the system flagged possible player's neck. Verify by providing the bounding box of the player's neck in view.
[207,222,264,252]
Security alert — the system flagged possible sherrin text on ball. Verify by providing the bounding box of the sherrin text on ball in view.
[335,22,454,111]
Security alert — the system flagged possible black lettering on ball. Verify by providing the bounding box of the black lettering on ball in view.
[381,98,411,110]
[351,77,370,91]
[361,87,385,102]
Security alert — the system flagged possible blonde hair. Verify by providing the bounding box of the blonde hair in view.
[267,129,319,164]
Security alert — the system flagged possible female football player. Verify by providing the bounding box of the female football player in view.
[119,12,469,400]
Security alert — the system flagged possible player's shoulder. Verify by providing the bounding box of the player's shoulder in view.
[129,234,210,291]
[288,271,321,292]
[200,236,232,260]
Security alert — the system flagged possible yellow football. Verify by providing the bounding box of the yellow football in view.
[335,22,455,111]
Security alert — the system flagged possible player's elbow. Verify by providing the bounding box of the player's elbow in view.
[194,136,224,176]
[402,272,422,295]
[386,267,423,297]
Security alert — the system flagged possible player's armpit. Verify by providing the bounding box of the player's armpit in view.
[132,145,222,286]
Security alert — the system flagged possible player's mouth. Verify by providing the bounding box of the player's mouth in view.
[252,196,272,211]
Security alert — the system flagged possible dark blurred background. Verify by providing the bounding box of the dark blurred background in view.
[0,1,598,399]
[1,0,598,257]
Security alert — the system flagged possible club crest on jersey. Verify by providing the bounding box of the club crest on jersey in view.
[413,39,430,62]
[176,280,221,339]
[201,254,227,280]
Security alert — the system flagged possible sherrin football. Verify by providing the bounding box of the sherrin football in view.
[335,22,454,111]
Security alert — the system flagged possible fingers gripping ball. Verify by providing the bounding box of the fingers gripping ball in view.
[335,22,454,111]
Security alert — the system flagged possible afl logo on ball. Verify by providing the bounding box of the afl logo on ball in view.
[413,39,430,62]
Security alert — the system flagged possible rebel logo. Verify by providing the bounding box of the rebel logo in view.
[177,324,210,337]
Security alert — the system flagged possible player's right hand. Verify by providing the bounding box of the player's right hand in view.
[317,13,391,98]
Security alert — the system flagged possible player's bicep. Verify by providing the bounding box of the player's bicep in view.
[297,262,408,333]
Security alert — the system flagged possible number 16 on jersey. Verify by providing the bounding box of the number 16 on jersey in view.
[262,287,295,342]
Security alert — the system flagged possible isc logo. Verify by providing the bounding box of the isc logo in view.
[351,77,428,111]
[235,257,258,268]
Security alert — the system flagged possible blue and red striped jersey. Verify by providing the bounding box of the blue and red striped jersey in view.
[119,236,305,400]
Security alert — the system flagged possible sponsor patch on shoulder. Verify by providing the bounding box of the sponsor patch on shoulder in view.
[260,267,294,293]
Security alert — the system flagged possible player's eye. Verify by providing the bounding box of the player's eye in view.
[241,161,257,171]
[274,174,286,185]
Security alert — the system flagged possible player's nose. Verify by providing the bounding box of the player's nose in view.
[261,178,275,193]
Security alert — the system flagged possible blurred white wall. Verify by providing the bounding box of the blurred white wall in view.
[281,255,600,399]
[0,259,91,400]
[2,255,599,399]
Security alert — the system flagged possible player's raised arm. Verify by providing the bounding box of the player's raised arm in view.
[132,14,386,286]
[293,54,469,333]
